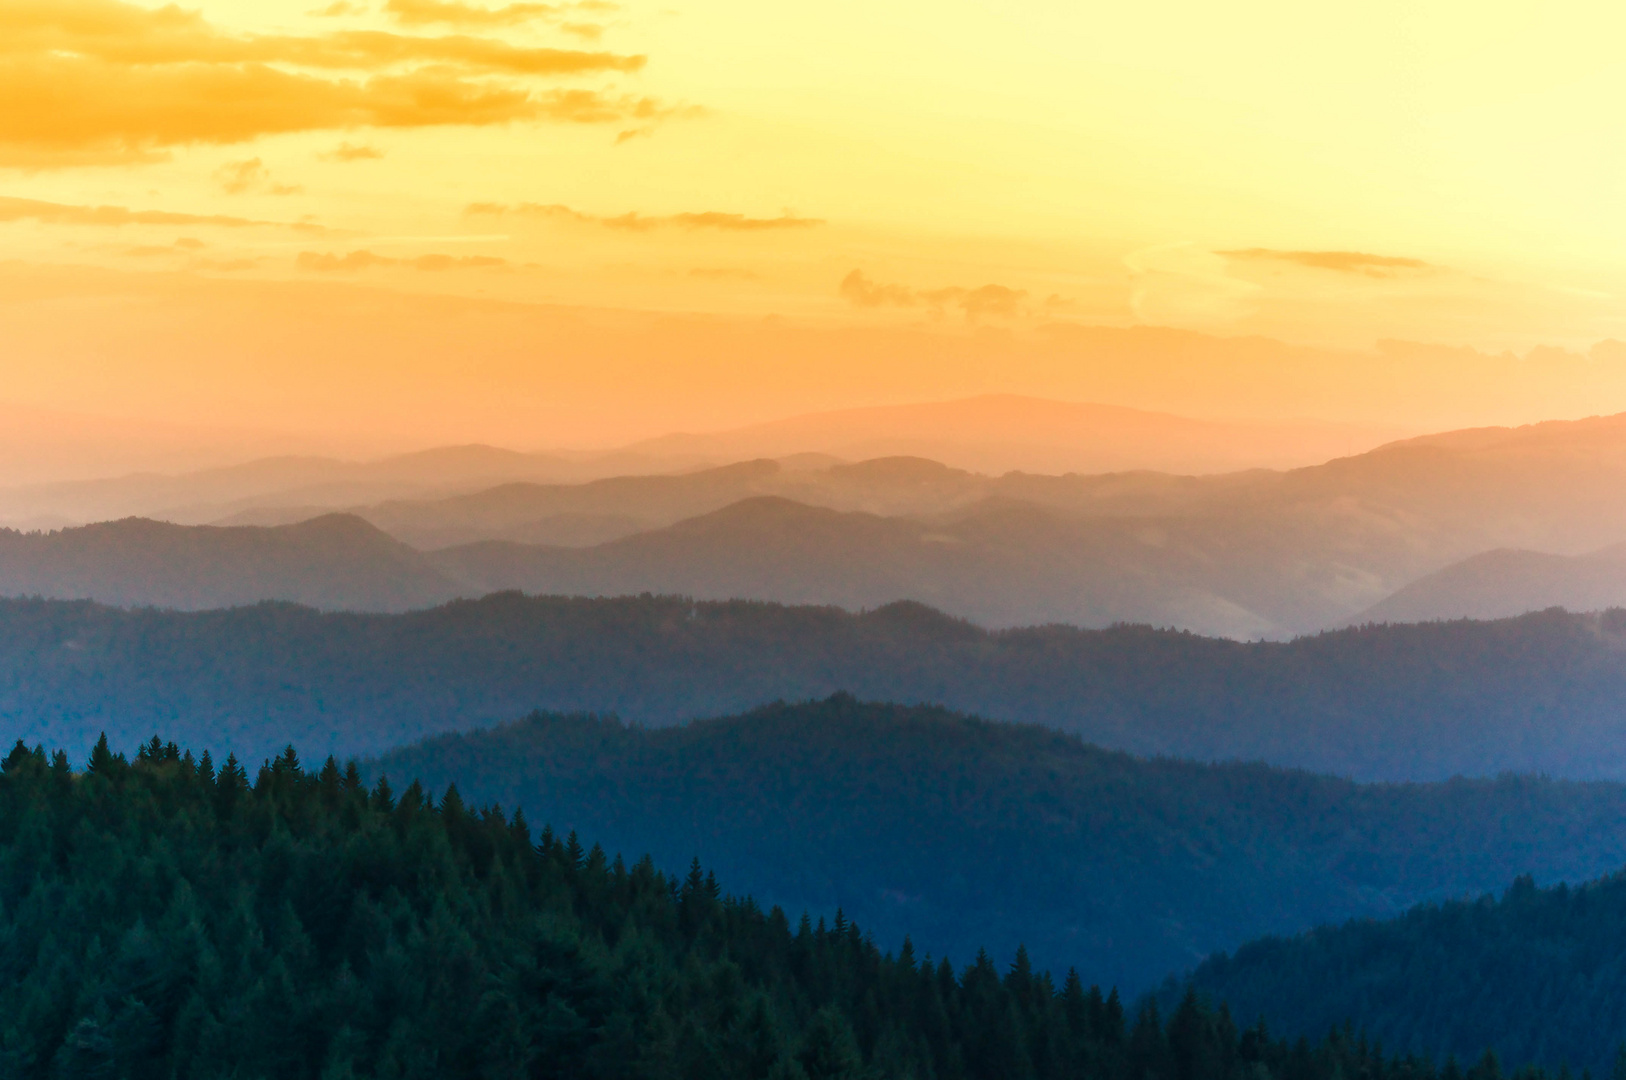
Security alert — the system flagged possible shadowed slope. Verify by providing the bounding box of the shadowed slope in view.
[375,697,1626,993]
[1179,870,1626,1075]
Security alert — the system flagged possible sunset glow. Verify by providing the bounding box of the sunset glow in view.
[7,0,1626,454]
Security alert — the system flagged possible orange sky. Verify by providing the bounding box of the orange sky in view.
[5,0,1626,460]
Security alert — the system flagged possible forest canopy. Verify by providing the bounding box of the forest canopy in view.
[0,729,1604,1078]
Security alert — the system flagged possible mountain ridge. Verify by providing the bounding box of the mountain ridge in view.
[8,592,1626,780]
[1357,543,1626,623]
[0,512,459,612]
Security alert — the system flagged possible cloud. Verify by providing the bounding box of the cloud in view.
[297,248,507,271]
[215,158,302,195]
[312,1,369,14]
[1218,248,1435,276]
[0,3,646,75]
[383,0,618,29]
[119,242,259,272]
[948,284,1024,318]
[0,0,655,166]
[840,270,916,307]
[840,270,1027,319]
[385,0,562,26]
[320,141,385,162]
[467,202,821,230]
[0,195,316,230]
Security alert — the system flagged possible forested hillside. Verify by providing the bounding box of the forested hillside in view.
[8,593,1626,779]
[0,731,1503,1080]
[373,699,1626,991]
[1180,871,1626,1075]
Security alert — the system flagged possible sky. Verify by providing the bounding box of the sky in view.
[6,0,1626,459]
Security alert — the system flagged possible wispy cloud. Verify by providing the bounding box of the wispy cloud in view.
[1218,248,1435,276]
[215,158,303,196]
[0,195,320,230]
[0,0,657,166]
[320,142,386,162]
[839,270,1027,319]
[466,203,821,230]
[386,0,561,27]
[297,249,508,271]
[383,0,619,28]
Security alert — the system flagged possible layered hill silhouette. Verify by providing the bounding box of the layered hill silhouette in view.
[0,514,459,612]
[1179,870,1626,1074]
[10,593,1626,780]
[14,412,1626,632]
[279,412,1626,633]
[425,496,1299,635]
[373,698,1626,993]
[618,394,1403,476]
[0,443,595,530]
[0,394,1397,531]
[418,408,1626,633]
[1358,542,1626,623]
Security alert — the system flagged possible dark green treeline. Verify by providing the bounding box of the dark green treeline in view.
[0,735,1547,1080]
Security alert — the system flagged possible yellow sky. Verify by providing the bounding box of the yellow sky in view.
[5,0,1626,454]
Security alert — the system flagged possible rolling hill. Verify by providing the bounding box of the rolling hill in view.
[618,394,1404,476]
[425,496,1300,637]
[0,443,605,530]
[0,514,459,612]
[372,698,1626,994]
[7,593,1626,780]
[0,393,1401,532]
[1358,543,1626,623]
[0,729,1517,1080]
[420,411,1626,634]
[15,410,1626,633]
[1179,870,1626,1074]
